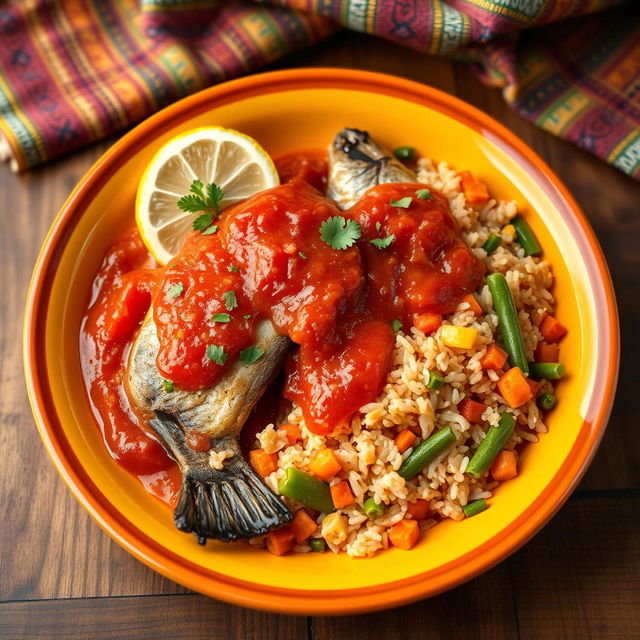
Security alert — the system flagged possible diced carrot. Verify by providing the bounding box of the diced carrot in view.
[388,519,420,550]
[394,429,416,454]
[490,450,518,481]
[462,293,482,315]
[249,449,278,478]
[534,342,560,363]
[526,377,541,397]
[266,527,294,556]
[539,314,568,342]
[413,313,442,335]
[479,344,508,370]
[406,499,430,521]
[290,509,318,544]
[280,423,302,446]
[497,367,533,408]
[330,480,355,509]
[309,448,342,481]
[458,170,490,204]
[458,397,487,423]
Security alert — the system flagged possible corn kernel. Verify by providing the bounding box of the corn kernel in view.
[440,325,478,349]
[321,512,348,547]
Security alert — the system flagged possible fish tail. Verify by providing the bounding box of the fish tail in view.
[151,413,292,544]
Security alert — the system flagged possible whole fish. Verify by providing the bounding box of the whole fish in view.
[327,128,415,209]
[126,315,292,543]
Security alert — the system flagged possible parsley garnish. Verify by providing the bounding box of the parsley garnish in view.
[239,344,264,364]
[390,197,412,208]
[223,290,237,311]
[162,379,174,393]
[201,224,218,235]
[298,251,307,259]
[206,344,228,365]
[167,282,184,298]
[227,264,239,273]
[178,180,224,234]
[243,314,251,319]
[320,216,362,250]
[416,189,432,200]
[375,221,381,232]
[392,319,402,333]
[370,234,395,250]
[212,313,231,323]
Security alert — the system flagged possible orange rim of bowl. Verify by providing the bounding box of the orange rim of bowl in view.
[23,69,619,615]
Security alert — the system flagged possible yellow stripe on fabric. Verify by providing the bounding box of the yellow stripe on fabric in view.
[0,72,45,162]
[246,10,288,62]
[607,129,639,163]
[219,29,253,73]
[430,0,443,55]
[365,0,377,33]
[514,50,551,91]
[54,0,125,130]
[610,132,640,176]
[540,90,590,136]
[22,0,101,139]
[141,0,214,11]
[158,44,205,97]
[199,50,226,81]
[467,0,544,24]
[0,117,27,169]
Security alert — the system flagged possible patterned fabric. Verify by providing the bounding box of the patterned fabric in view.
[0,1,638,178]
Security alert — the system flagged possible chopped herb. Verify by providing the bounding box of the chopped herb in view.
[212,313,231,323]
[375,221,381,232]
[239,344,265,364]
[416,189,432,200]
[392,319,402,333]
[298,251,307,259]
[227,264,239,273]
[393,146,416,162]
[167,283,184,298]
[222,290,237,311]
[201,224,218,235]
[370,234,395,250]
[177,180,225,233]
[206,344,228,365]
[320,216,362,250]
[390,197,412,208]
[243,314,251,319]
[162,379,174,393]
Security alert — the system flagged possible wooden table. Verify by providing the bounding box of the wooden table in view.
[1,32,638,639]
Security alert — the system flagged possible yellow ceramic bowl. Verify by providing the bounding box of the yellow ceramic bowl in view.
[24,69,619,614]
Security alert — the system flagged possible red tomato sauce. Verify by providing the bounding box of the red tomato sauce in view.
[80,151,483,501]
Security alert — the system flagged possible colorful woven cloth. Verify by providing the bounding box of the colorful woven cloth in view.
[1,1,639,178]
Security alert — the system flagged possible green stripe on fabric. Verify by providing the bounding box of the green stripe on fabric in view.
[0,83,42,167]
[611,133,640,176]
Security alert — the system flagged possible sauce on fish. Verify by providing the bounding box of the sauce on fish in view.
[81,151,483,501]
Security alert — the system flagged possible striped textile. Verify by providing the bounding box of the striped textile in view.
[0,1,638,178]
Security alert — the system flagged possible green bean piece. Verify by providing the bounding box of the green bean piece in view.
[538,392,557,411]
[393,146,416,162]
[528,362,565,380]
[309,538,327,553]
[487,273,529,374]
[462,499,488,518]
[363,497,385,519]
[512,215,542,256]
[278,467,335,513]
[466,412,516,479]
[482,233,502,254]
[398,426,457,480]
[426,369,444,390]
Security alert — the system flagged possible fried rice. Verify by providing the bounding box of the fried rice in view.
[252,158,556,557]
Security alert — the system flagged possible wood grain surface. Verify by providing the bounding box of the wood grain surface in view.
[1,32,638,639]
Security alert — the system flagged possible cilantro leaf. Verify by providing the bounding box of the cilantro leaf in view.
[416,189,432,200]
[201,224,218,235]
[212,313,231,323]
[223,290,237,311]
[239,344,264,364]
[177,180,225,233]
[243,314,251,319]
[162,379,174,393]
[206,344,228,365]
[298,251,307,260]
[370,234,395,250]
[390,197,412,208]
[320,216,362,250]
[167,282,184,298]
[227,264,239,273]
[392,319,402,333]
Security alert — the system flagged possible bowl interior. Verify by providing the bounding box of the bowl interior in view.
[28,71,616,613]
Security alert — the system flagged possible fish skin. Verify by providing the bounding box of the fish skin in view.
[126,313,292,543]
[327,128,416,209]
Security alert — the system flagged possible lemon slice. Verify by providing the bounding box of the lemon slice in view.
[136,126,279,264]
